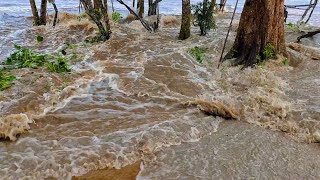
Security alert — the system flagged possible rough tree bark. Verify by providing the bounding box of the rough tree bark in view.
[179,0,191,40]
[29,0,40,26]
[224,0,287,67]
[39,0,48,25]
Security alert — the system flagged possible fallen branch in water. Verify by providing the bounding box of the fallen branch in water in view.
[183,100,239,120]
[297,29,320,43]
[116,0,153,32]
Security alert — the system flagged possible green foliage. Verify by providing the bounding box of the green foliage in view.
[263,43,275,59]
[282,58,289,66]
[191,1,216,36]
[286,22,294,28]
[5,44,47,68]
[5,44,71,73]
[36,35,44,42]
[188,46,205,64]
[112,12,122,23]
[45,54,71,73]
[0,71,16,91]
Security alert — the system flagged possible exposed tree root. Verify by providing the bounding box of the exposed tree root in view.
[183,100,239,120]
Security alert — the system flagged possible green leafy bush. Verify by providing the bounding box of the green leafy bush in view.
[282,58,289,66]
[0,71,16,91]
[5,44,71,73]
[45,54,71,73]
[188,46,205,64]
[263,43,275,59]
[112,12,122,23]
[5,44,47,68]
[36,35,44,42]
[191,1,216,36]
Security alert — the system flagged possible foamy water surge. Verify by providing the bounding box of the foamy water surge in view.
[0,13,320,179]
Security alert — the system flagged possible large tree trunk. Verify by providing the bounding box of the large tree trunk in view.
[224,0,287,67]
[29,0,40,26]
[179,0,191,40]
[39,0,48,25]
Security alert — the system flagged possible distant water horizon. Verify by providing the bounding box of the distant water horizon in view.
[0,0,319,26]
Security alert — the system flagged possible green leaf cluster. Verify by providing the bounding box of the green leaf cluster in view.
[188,46,206,64]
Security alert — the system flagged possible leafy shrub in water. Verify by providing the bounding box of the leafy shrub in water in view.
[188,46,205,64]
[192,1,216,36]
[282,58,289,66]
[0,71,16,91]
[5,45,47,68]
[5,44,71,73]
[112,12,122,23]
[36,35,44,42]
[45,54,71,73]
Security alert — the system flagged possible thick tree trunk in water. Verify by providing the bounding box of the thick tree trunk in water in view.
[39,0,47,25]
[179,0,191,40]
[29,0,40,25]
[138,0,144,18]
[224,0,287,67]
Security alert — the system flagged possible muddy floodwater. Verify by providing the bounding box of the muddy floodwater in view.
[0,7,320,180]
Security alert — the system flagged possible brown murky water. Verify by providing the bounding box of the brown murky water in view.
[0,13,320,179]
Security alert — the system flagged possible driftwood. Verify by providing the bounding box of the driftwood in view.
[297,29,320,43]
[183,100,239,120]
[116,0,153,32]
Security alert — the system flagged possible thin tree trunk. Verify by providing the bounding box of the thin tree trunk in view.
[111,0,115,12]
[116,0,153,32]
[210,0,216,14]
[39,0,48,25]
[29,0,40,26]
[224,0,287,67]
[306,0,318,23]
[81,0,109,40]
[52,2,58,27]
[148,0,162,16]
[103,0,111,34]
[138,0,144,18]
[179,0,191,40]
[301,0,313,21]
